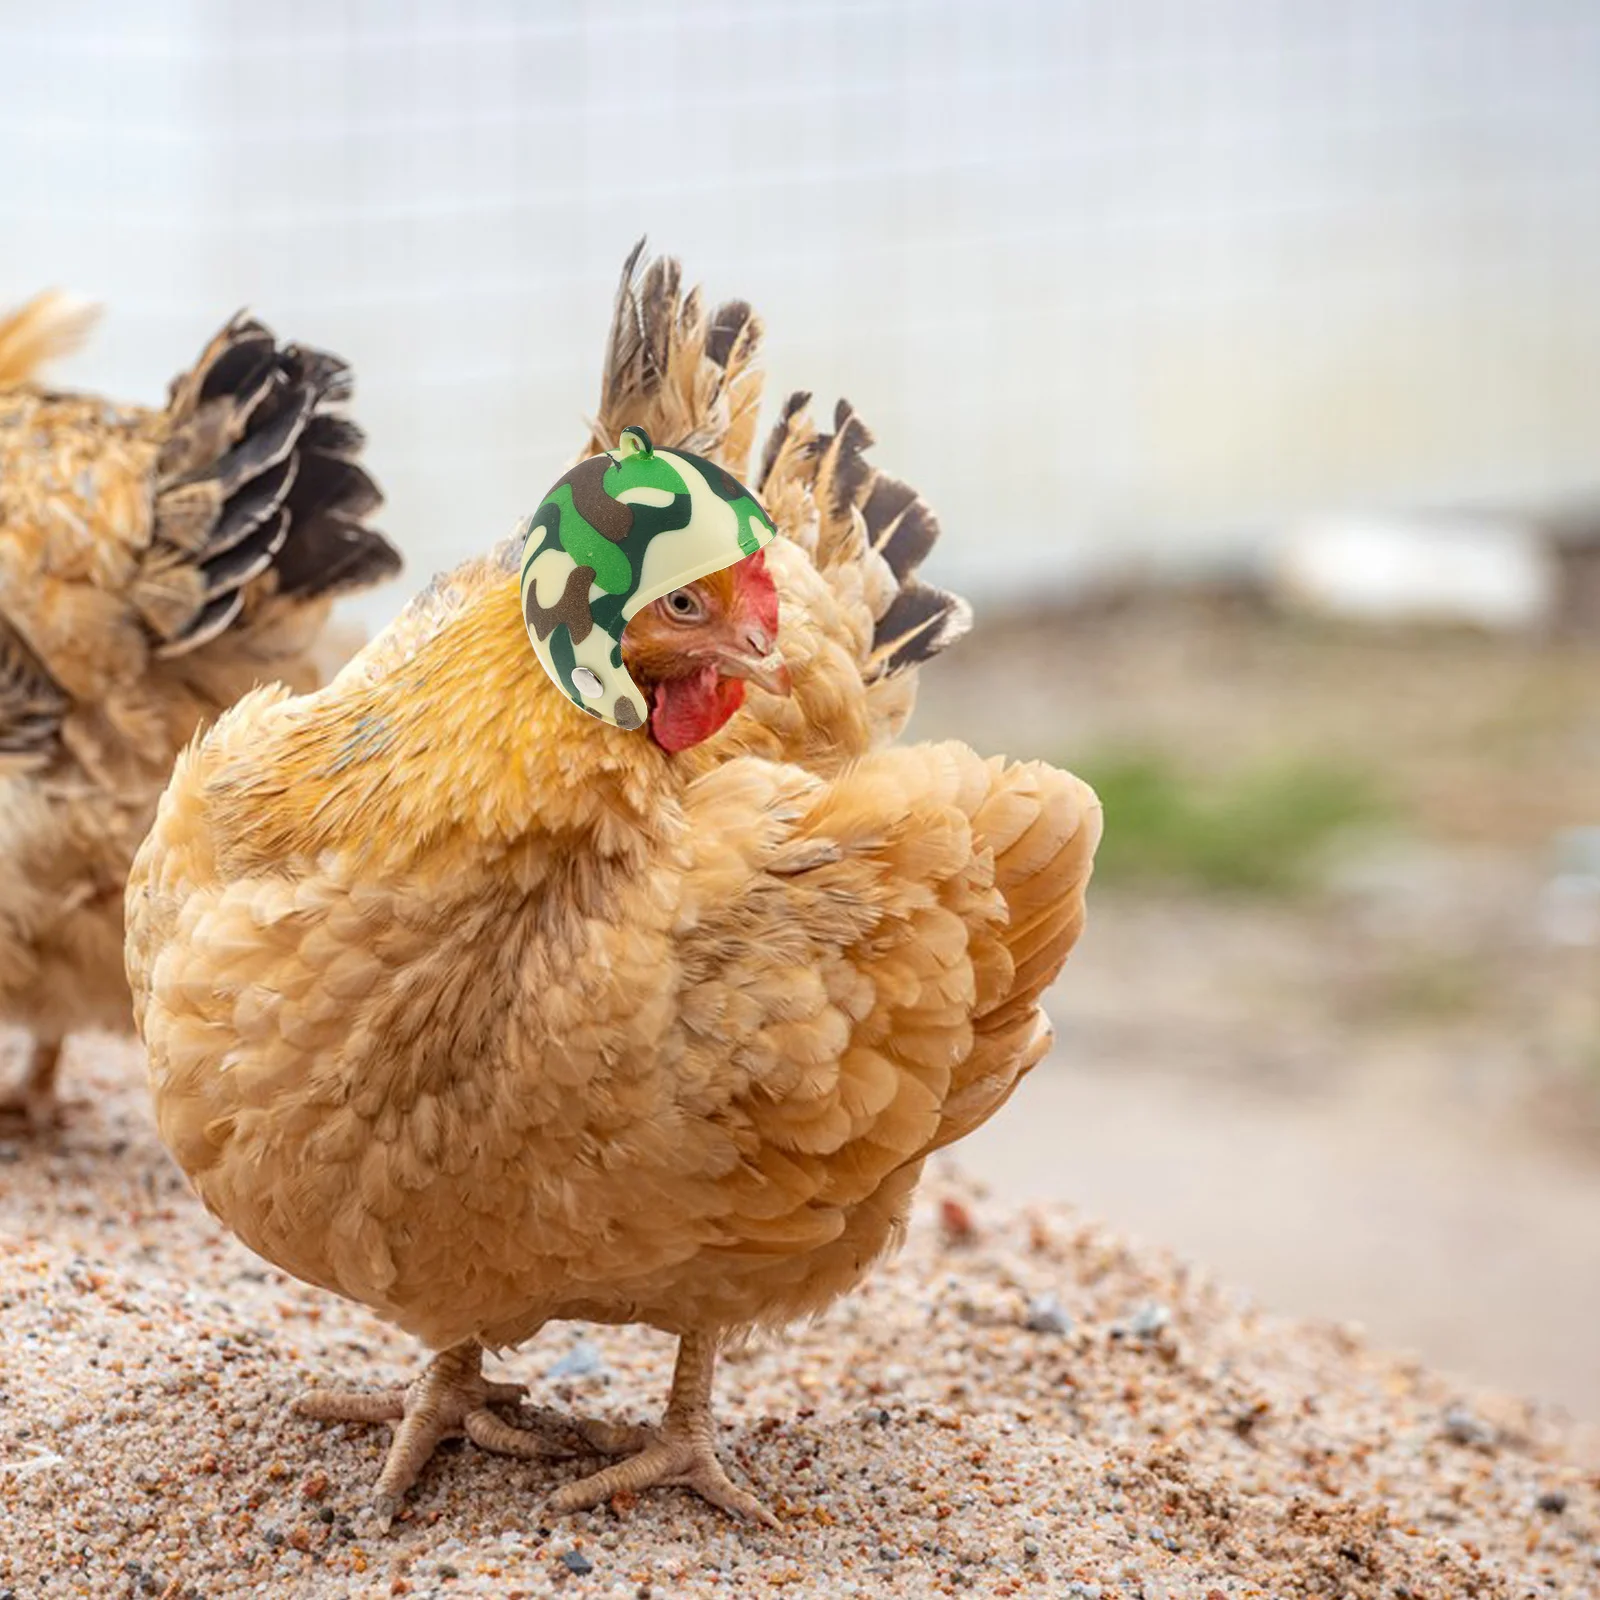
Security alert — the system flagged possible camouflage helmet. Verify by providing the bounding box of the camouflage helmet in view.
[519,425,778,730]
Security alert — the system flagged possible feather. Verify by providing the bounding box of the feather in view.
[0,294,401,1135]
[0,290,100,389]
[585,238,764,471]
[149,316,399,654]
[762,395,972,681]
[0,620,67,766]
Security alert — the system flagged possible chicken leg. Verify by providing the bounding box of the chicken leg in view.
[294,1340,570,1527]
[549,1331,778,1527]
[0,1037,62,1133]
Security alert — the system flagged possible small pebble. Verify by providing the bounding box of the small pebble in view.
[561,1548,595,1575]
[1442,1405,1496,1447]
[548,1340,607,1380]
[1023,1294,1074,1336]
[1123,1301,1171,1339]
[1538,1490,1570,1514]
[938,1197,978,1244]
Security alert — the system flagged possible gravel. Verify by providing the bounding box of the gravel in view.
[547,1341,607,1381]
[2,1036,1598,1598]
[1022,1294,1074,1337]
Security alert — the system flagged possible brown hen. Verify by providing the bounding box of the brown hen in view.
[0,292,399,1128]
[126,247,1100,1527]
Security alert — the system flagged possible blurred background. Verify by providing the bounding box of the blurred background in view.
[3,0,1598,1419]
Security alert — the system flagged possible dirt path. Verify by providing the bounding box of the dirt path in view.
[962,1051,1600,1424]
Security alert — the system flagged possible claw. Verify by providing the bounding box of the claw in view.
[546,1333,777,1528]
[294,1342,567,1527]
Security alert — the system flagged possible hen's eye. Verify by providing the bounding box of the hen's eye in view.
[663,588,704,622]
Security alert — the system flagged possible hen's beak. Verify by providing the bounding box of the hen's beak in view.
[716,627,792,697]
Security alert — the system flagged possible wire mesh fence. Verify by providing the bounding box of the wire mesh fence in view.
[3,0,1598,621]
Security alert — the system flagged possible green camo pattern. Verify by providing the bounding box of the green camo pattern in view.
[519,425,776,730]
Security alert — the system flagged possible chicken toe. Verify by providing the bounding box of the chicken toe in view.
[0,1039,63,1134]
[549,1333,777,1528]
[294,1341,567,1527]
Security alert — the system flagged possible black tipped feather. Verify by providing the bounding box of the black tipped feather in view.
[301,413,367,459]
[148,314,398,657]
[863,472,941,584]
[156,589,244,658]
[284,344,354,408]
[762,391,972,680]
[211,380,315,497]
[823,401,875,521]
[200,506,290,598]
[869,584,973,676]
[196,324,274,405]
[285,450,383,527]
[203,456,296,560]
[272,511,401,598]
[758,390,811,489]
[705,297,755,370]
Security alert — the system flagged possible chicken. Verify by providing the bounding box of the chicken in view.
[0,291,400,1129]
[126,246,1102,1527]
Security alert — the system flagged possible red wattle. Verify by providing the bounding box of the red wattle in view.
[649,669,747,753]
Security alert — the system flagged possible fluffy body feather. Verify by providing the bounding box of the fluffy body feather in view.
[0,296,399,1123]
[127,248,1100,1522]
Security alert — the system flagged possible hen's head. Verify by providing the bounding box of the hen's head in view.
[620,547,790,753]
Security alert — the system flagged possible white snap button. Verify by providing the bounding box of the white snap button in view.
[571,667,604,698]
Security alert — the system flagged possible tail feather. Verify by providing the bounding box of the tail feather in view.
[271,511,397,599]
[0,291,100,389]
[203,462,295,560]
[139,315,400,660]
[756,389,812,494]
[705,295,757,370]
[759,395,972,684]
[864,472,939,584]
[583,243,972,759]
[584,237,764,472]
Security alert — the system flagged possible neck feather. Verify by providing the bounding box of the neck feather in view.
[209,576,677,875]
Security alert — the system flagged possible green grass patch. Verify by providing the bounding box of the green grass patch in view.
[1075,748,1390,895]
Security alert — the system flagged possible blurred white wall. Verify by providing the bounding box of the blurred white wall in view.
[3,0,1600,626]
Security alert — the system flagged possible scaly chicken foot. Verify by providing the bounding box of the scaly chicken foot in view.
[0,1038,62,1134]
[294,1340,572,1528]
[549,1331,778,1528]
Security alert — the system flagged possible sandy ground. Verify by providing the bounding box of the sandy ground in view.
[963,1050,1600,1424]
[3,1040,1599,1599]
